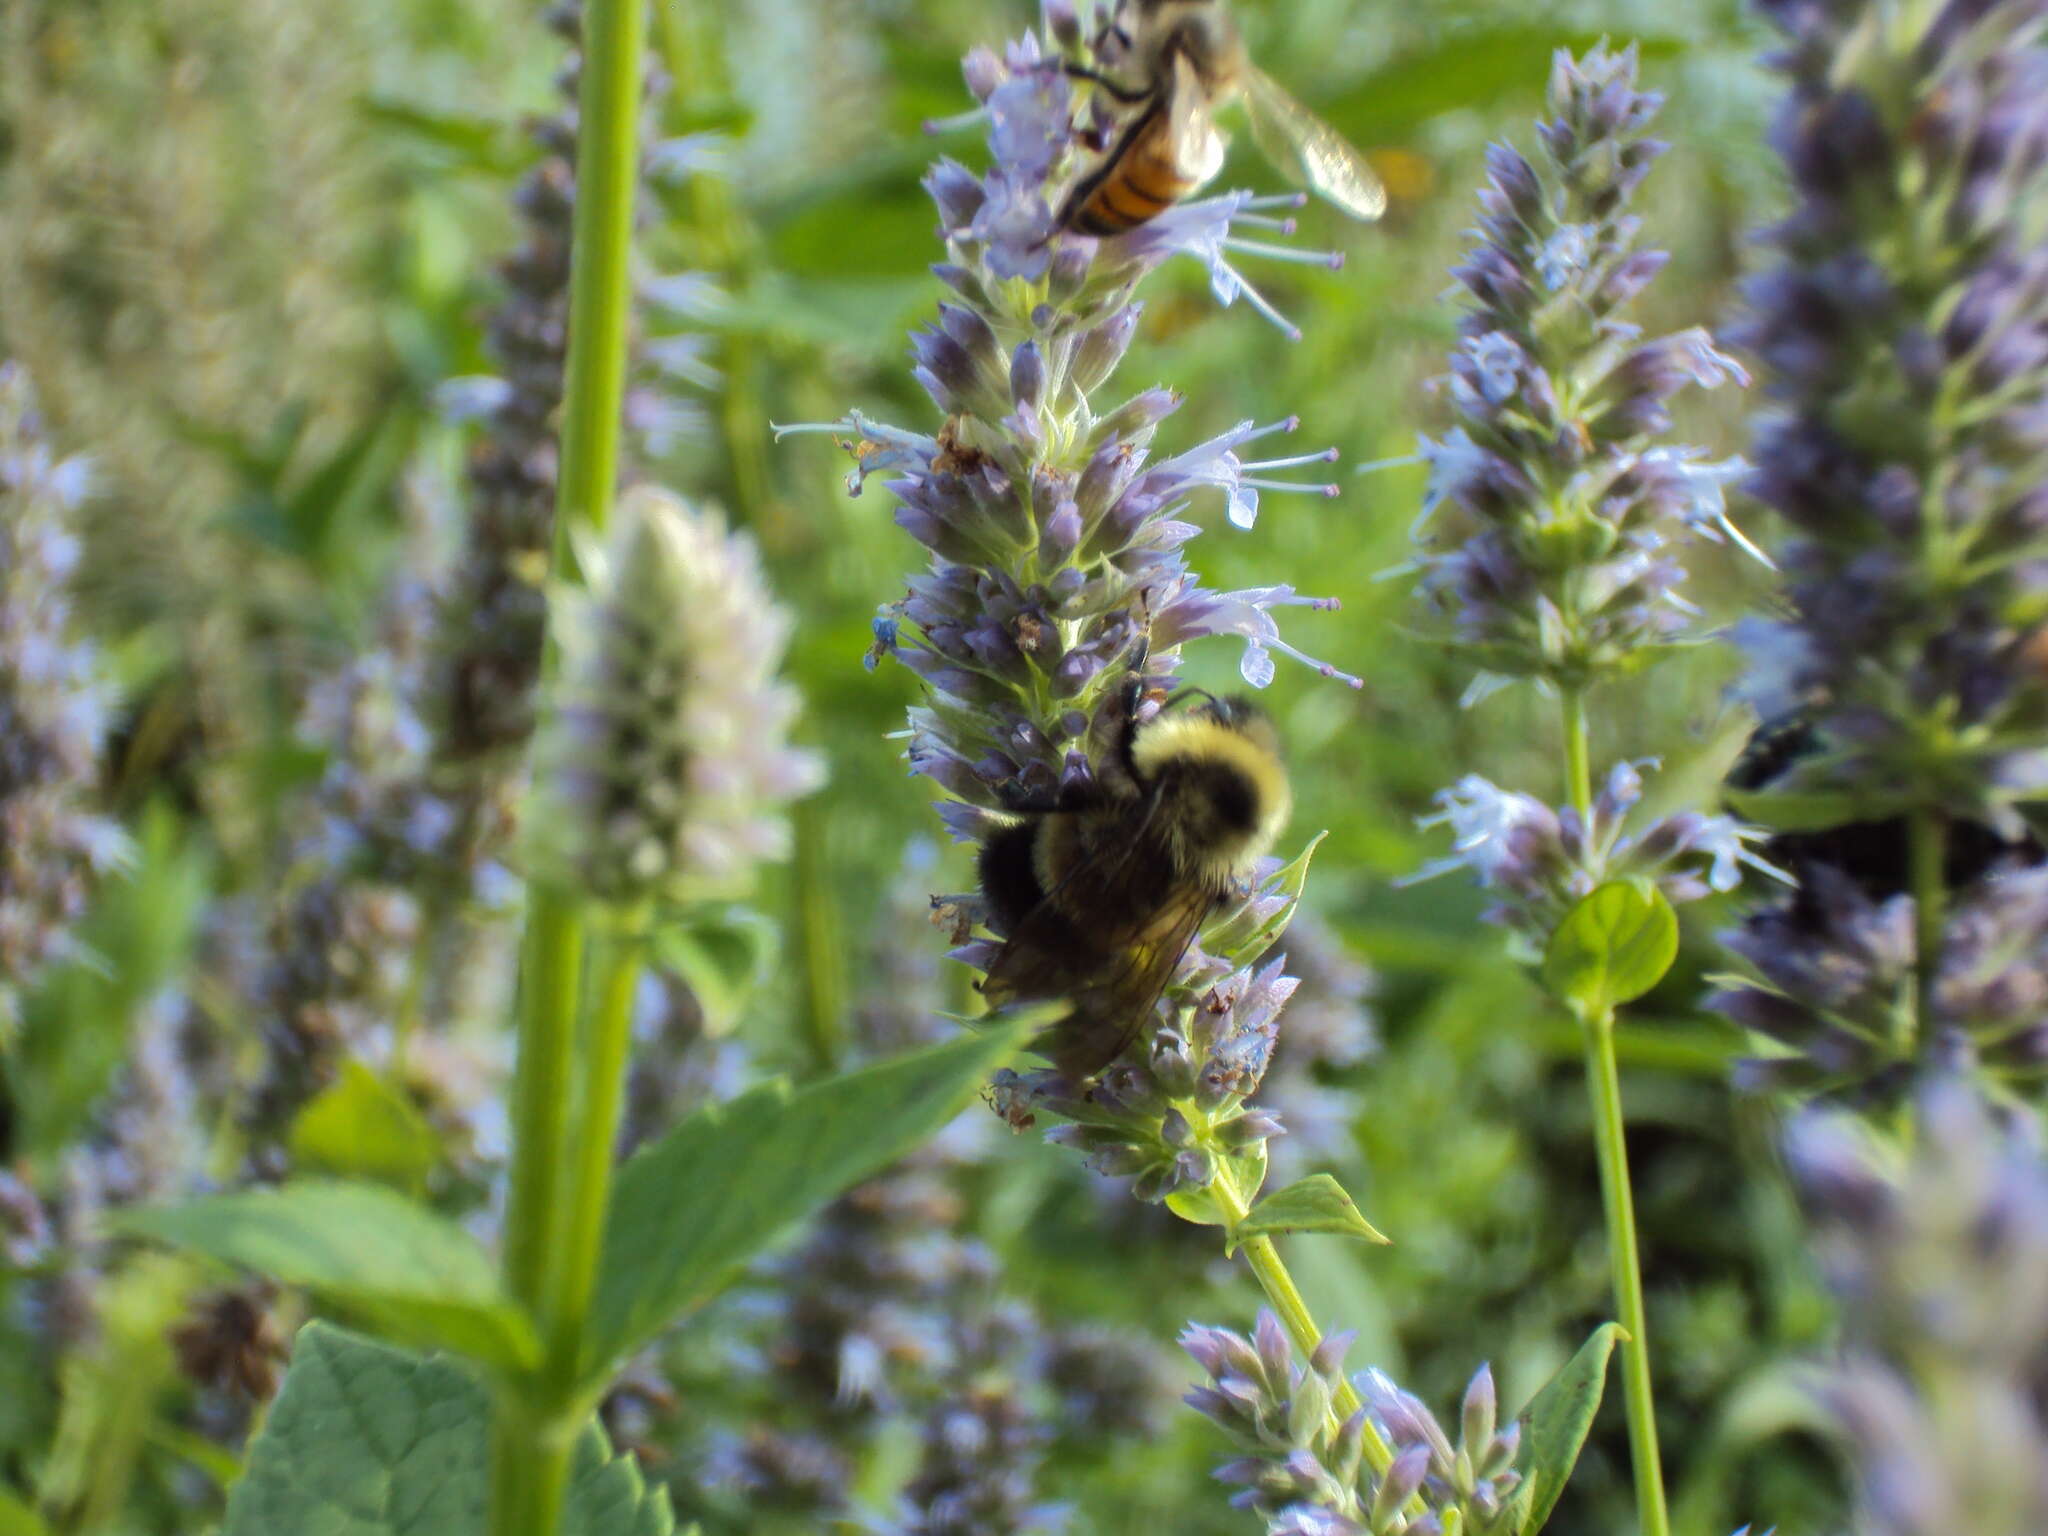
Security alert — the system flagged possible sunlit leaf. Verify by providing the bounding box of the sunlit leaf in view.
[584,1020,1030,1378]
[117,1182,537,1370]
[224,1323,672,1536]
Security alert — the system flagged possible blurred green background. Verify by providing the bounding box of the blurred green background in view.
[0,0,1847,1531]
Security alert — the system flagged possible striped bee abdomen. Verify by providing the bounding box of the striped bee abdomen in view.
[1061,110,1197,235]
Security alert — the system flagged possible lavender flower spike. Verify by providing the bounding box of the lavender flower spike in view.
[1714,0,2048,1103]
[529,489,822,906]
[799,9,1362,1203]
[1786,1073,2048,1535]
[1408,43,1756,695]
[0,363,128,1027]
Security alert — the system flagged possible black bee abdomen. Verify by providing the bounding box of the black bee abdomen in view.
[1167,760,1257,833]
[978,820,1047,935]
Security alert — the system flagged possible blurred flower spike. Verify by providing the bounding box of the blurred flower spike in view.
[1729,0,2048,832]
[529,488,823,908]
[1406,43,1757,694]
[1712,0,2048,1103]
[0,362,129,1025]
[1786,1072,2048,1534]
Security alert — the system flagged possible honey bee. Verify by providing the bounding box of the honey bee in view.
[1059,0,1386,237]
[975,683,1292,1077]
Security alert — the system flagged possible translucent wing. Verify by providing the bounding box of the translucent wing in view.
[1166,47,1228,185]
[1241,65,1385,221]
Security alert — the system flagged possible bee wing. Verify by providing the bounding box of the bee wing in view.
[1165,46,1228,183]
[983,872,1215,1079]
[1241,65,1385,221]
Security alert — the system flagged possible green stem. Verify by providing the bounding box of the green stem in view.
[542,912,648,1397]
[1561,685,1594,821]
[501,890,586,1315]
[1558,687,1668,1536]
[550,0,647,562]
[489,1400,574,1536]
[1580,1003,1671,1536]
[1209,1159,1395,1479]
[792,798,846,1074]
[492,0,647,1527]
[1907,808,1945,1061]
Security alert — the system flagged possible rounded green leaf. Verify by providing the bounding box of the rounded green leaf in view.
[1542,879,1678,1015]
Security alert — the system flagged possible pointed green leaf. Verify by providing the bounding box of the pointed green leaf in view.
[116,1182,537,1370]
[585,1020,1030,1376]
[224,1323,672,1536]
[1542,880,1678,1015]
[1203,832,1327,967]
[288,1060,442,1191]
[1226,1172,1390,1256]
[1506,1322,1625,1533]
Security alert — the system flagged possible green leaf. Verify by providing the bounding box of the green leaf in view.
[651,907,777,1037]
[585,1021,1029,1377]
[1723,783,1909,832]
[1203,832,1327,968]
[225,1323,672,1536]
[0,1488,49,1536]
[1506,1322,1625,1533]
[288,1061,442,1192]
[116,1182,537,1371]
[1226,1173,1391,1256]
[1542,880,1678,1016]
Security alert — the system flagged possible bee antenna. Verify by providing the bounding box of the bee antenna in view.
[1161,686,1219,712]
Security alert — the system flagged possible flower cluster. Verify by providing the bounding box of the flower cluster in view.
[1414,760,1777,941]
[1183,1311,1519,1535]
[1784,1074,2048,1534]
[0,363,127,1027]
[528,488,822,907]
[1715,0,2048,1100]
[1406,43,1753,694]
[801,10,1360,1200]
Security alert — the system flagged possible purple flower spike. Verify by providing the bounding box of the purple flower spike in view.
[1408,43,1758,694]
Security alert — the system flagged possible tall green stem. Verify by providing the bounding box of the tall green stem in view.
[542,914,648,1397]
[502,894,585,1314]
[1209,1158,1395,1480]
[1907,808,1945,1059]
[493,0,648,1529]
[1581,1003,1671,1536]
[1557,690,1669,1536]
[1561,685,1594,820]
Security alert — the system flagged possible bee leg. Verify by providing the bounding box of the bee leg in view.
[1059,62,1153,105]
[994,779,1063,815]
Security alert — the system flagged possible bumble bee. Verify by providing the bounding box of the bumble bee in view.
[1058,0,1385,237]
[975,685,1292,1077]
